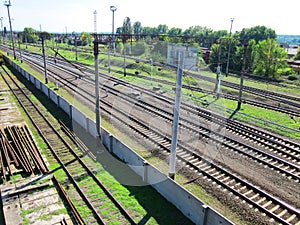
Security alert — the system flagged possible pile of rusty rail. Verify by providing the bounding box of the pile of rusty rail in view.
[0,124,48,179]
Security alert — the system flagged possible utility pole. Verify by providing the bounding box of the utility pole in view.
[169,51,184,180]
[4,0,16,60]
[107,40,111,73]
[18,33,22,63]
[74,34,78,60]
[94,36,101,138]
[215,39,222,98]
[110,6,117,55]
[123,41,126,76]
[41,35,48,84]
[237,42,248,110]
[225,18,234,76]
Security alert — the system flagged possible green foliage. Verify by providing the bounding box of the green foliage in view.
[122,17,132,35]
[150,41,168,62]
[130,41,148,56]
[23,27,39,43]
[253,39,288,78]
[238,25,277,43]
[168,27,182,36]
[133,21,142,35]
[277,67,294,76]
[79,32,92,46]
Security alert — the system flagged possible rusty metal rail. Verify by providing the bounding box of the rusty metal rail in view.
[0,124,48,179]
[52,176,85,225]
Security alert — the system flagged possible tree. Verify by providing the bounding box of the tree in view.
[133,21,142,35]
[79,32,92,46]
[22,27,38,43]
[122,17,132,35]
[121,17,132,44]
[253,39,288,78]
[238,25,276,43]
[157,24,168,34]
[141,26,157,35]
[168,27,182,36]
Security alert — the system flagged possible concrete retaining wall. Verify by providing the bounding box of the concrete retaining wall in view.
[7,58,234,225]
[87,117,97,138]
[58,97,71,116]
[49,89,58,105]
[41,83,49,96]
[72,107,87,131]
[30,74,35,85]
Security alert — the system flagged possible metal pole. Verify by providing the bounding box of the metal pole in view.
[237,43,248,110]
[123,41,126,76]
[112,11,115,54]
[169,51,183,180]
[41,36,48,84]
[110,6,117,55]
[225,18,234,76]
[6,4,16,60]
[215,40,222,98]
[18,33,22,63]
[94,37,100,137]
[107,41,111,73]
[75,35,78,60]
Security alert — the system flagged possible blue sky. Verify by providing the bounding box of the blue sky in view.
[0,0,299,35]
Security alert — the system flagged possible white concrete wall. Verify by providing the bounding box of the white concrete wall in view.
[58,97,71,116]
[87,117,97,138]
[41,83,49,96]
[29,74,35,85]
[25,71,30,81]
[49,89,58,105]
[72,107,87,131]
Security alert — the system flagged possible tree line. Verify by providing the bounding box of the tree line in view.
[21,19,297,80]
[116,18,295,79]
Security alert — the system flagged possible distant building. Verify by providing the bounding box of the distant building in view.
[279,43,299,58]
[167,45,198,71]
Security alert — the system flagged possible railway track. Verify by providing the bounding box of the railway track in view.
[7,50,300,224]
[98,86,300,225]
[51,52,300,117]
[19,51,300,180]
[125,74,300,117]
[0,66,137,225]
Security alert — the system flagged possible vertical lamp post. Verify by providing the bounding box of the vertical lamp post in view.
[225,18,234,76]
[110,6,117,55]
[4,0,16,60]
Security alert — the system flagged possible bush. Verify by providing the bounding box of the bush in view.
[287,74,298,81]
[278,67,294,76]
